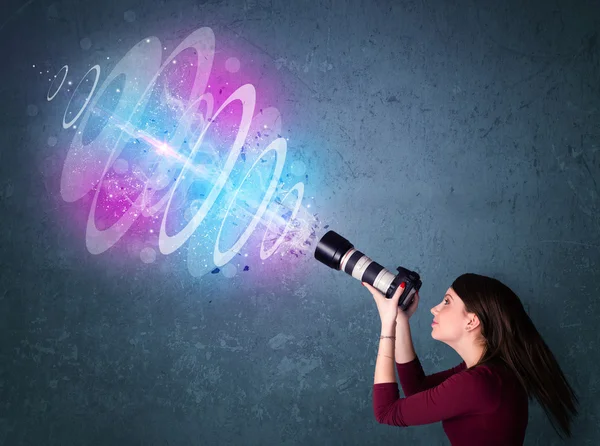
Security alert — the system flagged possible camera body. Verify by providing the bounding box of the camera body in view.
[314,230,422,311]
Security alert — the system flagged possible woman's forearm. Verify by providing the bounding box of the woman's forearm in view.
[395,320,416,364]
[374,323,397,384]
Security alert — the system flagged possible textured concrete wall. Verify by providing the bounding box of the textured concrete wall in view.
[1,0,599,444]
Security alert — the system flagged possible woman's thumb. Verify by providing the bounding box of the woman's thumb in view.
[394,282,406,301]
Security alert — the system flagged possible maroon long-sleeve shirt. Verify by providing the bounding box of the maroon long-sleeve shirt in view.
[373,356,529,445]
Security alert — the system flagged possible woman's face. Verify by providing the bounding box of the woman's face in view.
[430,287,473,343]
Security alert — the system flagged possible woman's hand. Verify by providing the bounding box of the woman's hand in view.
[364,281,407,327]
[363,282,421,327]
[396,289,420,324]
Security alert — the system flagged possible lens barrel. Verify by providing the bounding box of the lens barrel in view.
[314,230,422,311]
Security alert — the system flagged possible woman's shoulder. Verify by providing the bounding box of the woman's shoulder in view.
[434,363,503,407]
[462,359,523,392]
[455,359,512,391]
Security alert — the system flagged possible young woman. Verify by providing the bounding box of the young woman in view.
[365,272,579,445]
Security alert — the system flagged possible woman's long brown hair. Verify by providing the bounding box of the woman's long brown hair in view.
[451,273,579,439]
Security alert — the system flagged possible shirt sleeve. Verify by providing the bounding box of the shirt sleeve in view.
[373,366,502,426]
[396,356,466,396]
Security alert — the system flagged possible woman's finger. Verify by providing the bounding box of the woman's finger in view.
[407,291,420,314]
[363,282,382,300]
[363,282,375,294]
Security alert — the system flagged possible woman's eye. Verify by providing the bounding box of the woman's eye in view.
[444,298,449,305]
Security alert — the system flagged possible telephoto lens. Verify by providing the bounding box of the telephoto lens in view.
[314,230,422,311]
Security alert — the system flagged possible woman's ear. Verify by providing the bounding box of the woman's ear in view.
[465,314,480,331]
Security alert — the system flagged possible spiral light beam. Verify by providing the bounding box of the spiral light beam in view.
[43,27,319,278]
